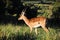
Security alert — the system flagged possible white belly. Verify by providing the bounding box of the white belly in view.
[33,24,40,28]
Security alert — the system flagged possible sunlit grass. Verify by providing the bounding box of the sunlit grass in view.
[0,24,60,40]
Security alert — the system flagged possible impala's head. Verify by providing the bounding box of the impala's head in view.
[18,9,26,20]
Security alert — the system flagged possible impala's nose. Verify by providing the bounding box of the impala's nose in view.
[18,18,20,20]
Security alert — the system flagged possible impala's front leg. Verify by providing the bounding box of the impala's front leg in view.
[30,27,33,33]
[35,28,37,35]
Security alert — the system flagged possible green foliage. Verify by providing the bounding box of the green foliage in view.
[0,24,60,40]
[53,2,60,12]
[23,1,60,18]
[23,3,54,18]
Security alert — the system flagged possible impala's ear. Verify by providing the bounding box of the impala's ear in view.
[22,9,25,12]
[22,8,26,15]
[24,9,26,12]
[22,8,26,12]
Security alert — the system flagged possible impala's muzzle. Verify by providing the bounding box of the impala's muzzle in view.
[18,18,20,20]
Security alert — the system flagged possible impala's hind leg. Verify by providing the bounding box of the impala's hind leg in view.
[42,26,49,33]
[41,24,49,33]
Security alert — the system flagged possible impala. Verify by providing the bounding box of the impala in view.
[18,9,49,35]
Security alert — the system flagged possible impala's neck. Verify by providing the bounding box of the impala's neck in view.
[22,16,29,25]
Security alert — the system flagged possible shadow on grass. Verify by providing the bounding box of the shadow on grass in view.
[0,33,37,40]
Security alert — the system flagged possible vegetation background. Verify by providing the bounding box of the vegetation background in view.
[0,0,60,40]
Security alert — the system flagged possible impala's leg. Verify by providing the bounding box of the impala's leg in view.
[30,27,33,33]
[42,26,49,33]
[35,28,37,35]
[41,24,49,33]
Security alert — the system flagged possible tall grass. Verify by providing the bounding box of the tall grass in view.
[0,24,60,40]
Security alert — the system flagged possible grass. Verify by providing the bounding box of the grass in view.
[0,24,60,40]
